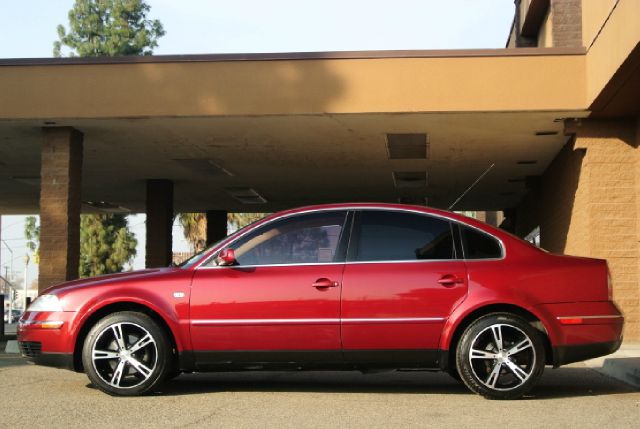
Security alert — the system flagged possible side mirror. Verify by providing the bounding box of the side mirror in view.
[216,248,237,266]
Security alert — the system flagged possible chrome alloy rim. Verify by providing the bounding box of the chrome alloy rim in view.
[468,323,536,391]
[91,322,158,389]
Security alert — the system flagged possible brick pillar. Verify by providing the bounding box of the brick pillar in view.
[39,127,83,291]
[206,210,228,246]
[516,118,639,340]
[145,179,173,268]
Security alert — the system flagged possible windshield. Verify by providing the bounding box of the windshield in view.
[177,220,262,268]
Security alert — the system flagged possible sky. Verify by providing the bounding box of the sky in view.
[0,0,515,285]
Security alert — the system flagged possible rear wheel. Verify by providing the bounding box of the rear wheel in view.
[82,311,173,396]
[456,313,545,400]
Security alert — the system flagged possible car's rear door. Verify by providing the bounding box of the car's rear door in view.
[190,210,350,368]
[340,209,468,366]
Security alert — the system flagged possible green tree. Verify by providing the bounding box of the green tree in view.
[24,216,40,264]
[178,213,207,253]
[79,214,137,277]
[54,0,165,57]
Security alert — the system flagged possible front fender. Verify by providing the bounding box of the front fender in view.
[69,287,189,353]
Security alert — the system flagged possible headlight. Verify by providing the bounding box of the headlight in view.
[28,294,64,312]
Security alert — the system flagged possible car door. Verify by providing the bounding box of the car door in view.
[190,210,350,368]
[340,209,468,366]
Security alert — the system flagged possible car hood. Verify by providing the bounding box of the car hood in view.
[41,267,176,295]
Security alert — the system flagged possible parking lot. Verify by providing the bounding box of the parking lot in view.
[0,354,638,429]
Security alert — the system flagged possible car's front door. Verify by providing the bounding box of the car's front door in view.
[340,210,468,366]
[190,210,349,368]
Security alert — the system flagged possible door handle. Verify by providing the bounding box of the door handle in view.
[312,278,339,289]
[437,275,464,286]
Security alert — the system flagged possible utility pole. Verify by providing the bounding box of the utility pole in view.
[3,266,12,324]
[1,240,14,284]
[24,254,30,311]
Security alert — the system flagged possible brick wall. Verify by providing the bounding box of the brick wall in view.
[551,0,583,47]
[515,118,640,340]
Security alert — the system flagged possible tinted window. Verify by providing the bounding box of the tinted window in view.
[353,211,455,262]
[229,211,347,266]
[462,226,502,259]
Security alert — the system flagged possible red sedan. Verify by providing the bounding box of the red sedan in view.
[18,203,623,399]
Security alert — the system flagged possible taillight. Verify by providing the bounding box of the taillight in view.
[607,270,613,301]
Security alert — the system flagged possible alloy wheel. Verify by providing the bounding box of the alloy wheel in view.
[468,323,536,391]
[91,322,158,389]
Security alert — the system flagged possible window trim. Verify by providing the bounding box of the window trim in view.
[194,206,506,270]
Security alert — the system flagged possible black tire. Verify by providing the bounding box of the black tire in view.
[82,311,173,396]
[456,312,545,400]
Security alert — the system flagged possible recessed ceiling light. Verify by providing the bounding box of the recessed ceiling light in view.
[11,176,40,186]
[83,201,130,213]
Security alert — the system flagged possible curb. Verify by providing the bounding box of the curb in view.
[584,344,640,389]
[4,340,19,354]
[595,358,640,389]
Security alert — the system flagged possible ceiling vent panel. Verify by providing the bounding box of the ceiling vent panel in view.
[393,171,427,188]
[386,133,428,159]
[224,187,267,204]
[397,196,429,206]
[173,159,233,176]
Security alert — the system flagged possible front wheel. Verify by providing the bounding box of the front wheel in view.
[82,311,173,396]
[456,313,545,400]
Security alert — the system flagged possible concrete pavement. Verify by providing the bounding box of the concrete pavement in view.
[0,355,638,429]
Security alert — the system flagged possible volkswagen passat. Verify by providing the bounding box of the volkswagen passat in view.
[18,203,623,399]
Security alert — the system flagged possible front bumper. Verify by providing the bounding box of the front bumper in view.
[17,311,77,370]
[18,340,75,370]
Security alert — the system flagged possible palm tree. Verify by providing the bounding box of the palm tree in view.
[228,213,270,231]
[178,213,207,253]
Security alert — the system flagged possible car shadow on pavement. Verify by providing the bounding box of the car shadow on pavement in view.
[148,367,636,399]
[529,367,638,400]
[154,370,469,396]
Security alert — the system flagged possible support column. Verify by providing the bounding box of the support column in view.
[206,210,228,246]
[39,127,83,292]
[145,179,173,267]
[514,118,640,340]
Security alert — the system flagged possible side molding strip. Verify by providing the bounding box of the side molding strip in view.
[191,317,446,326]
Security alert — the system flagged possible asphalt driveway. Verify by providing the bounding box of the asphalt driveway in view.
[0,355,638,428]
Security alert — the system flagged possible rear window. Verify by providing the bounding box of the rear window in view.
[462,226,502,259]
[353,211,455,262]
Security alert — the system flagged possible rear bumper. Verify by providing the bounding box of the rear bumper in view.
[553,339,622,367]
